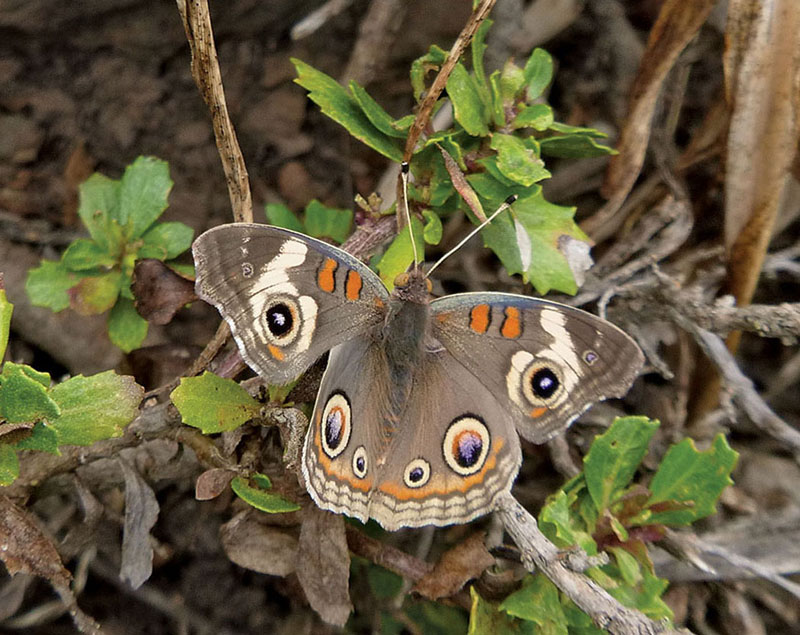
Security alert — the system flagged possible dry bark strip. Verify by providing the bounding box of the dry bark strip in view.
[723,0,800,323]
[496,492,690,635]
[583,0,716,242]
[176,0,253,224]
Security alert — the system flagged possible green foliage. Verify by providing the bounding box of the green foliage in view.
[230,473,300,513]
[25,156,193,352]
[266,200,353,244]
[0,290,143,484]
[292,23,615,294]
[171,371,262,434]
[471,416,738,632]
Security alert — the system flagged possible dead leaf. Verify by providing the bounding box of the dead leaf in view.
[723,0,800,309]
[221,510,298,577]
[195,467,235,501]
[0,494,71,587]
[0,495,101,632]
[119,458,159,590]
[439,144,487,222]
[586,0,716,241]
[295,505,352,626]
[132,259,196,325]
[413,532,495,600]
[0,421,34,445]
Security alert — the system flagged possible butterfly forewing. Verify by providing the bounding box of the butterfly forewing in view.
[192,223,390,384]
[430,293,644,443]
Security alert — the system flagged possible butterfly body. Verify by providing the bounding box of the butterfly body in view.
[193,223,644,531]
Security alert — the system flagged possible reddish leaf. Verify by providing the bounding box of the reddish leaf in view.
[195,467,236,501]
[132,258,196,325]
[413,532,495,600]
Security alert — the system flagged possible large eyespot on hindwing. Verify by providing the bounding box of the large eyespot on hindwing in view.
[320,391,352,459]
[443,415,491,476]
[403,458,431,488]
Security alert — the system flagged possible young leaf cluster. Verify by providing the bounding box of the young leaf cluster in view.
[25,157,193,352]
[472,416,738,632]
[0,288,143,485]
[292,21,615,294]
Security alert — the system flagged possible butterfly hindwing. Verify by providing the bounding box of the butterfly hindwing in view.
[303,325,522,531]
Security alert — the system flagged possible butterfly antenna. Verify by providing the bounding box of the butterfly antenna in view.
[400,162,419,268]
[425,194,518,278]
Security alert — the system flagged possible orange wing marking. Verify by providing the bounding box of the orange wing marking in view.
[345,270,362,301]
[469,304,491,334]
[317,258,337,293]
[500,307,522,339]
[268,344,285,361]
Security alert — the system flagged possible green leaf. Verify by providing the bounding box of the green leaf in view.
[69,270,122,315]
[538,490,597,555]
[540,135,616,159]
[0,283,13,361]
[77,173,120,250]
[138,222,194,260]
[500,575,568,633]
[609,548,642,587]
[231,474,301,513]
[0,444,19,486]
[469,588,534,635]
[491,133,550,187]
[349,82,408,139]
[25,260,78,312]
[377,216,424,288]
[488,70,507,127]
[465,175,586,294]
[107,297,148,353]
[292,58,403,161]
[48,371,143,445]
[499,60,526,102]
[584,417,660,513]
[117,156,173,238]
[548,122,607,135]
[410,45,448,102]
[594,558,672,621]
[523,48,553,100]
[422,210,443,245]
[471,19,492,88]
[367,565,404,599]
[14,422,60,454]
[265,203,305,233]
[62,238,117,271]
[304,200,353,244]
[644,434,738,525]
[8,363,51,388]
[446,62,489,136]
[171,371,261,434]
[406,600,469,635]
[0,363,60,424]
[512,104,554,131]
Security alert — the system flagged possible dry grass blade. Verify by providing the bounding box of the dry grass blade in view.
[176,0,253,224]
[583,0,716,242]
[723,0,800,314]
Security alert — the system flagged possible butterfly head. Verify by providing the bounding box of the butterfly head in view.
[393,268,432,304]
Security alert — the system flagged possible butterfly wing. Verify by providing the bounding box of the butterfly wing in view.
[430,293,644,443]
[303,334,522,531]
[193,223,390,384]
